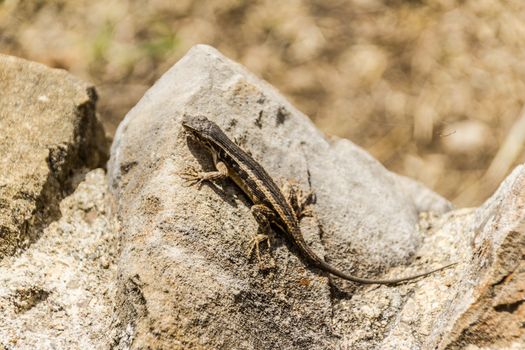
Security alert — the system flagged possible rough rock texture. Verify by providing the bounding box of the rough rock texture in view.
[0,54,106,259]
[108,45,524,349]
[0,169,118,349]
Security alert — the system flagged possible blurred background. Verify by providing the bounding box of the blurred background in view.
[1,0,524,207]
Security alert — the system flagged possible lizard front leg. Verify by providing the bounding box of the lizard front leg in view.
[179,161,229,187]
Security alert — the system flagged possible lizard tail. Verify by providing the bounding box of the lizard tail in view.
[315,260,458,285]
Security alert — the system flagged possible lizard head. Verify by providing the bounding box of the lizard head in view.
[181,115,227,153]
[182,115,220,139]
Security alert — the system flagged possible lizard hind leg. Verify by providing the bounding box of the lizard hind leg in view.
[246,204,275,265]
[280,180,316,219]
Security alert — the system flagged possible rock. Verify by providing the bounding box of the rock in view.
[381,165,525,349]
[0,169,118,349]
[0,54,107,259]
[106,45,459,349]
[438,166,525,349]
[393,174,453,214]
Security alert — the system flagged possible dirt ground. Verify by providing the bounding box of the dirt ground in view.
[1,0,524,207]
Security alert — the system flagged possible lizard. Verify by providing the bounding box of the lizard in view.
[179,115,456,284]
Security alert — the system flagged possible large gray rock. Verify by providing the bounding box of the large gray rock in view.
[108,45,524,349]
[0,54,106,258]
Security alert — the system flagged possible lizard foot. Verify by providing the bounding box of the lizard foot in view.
[178,166,207,187]
[246,233,271,261]
[247,233,275,270]
[178,165,228,188]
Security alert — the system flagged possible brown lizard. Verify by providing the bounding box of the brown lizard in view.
[180,115,456,284]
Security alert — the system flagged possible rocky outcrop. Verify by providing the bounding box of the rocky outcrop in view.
[0,54,106,258]
[108,45,525,349]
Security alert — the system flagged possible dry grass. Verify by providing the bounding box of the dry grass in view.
[1,0,524,206]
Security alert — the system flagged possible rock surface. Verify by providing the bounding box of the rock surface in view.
[107,45,524,349]
[0,54,106,259]
[0,169,118,349]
